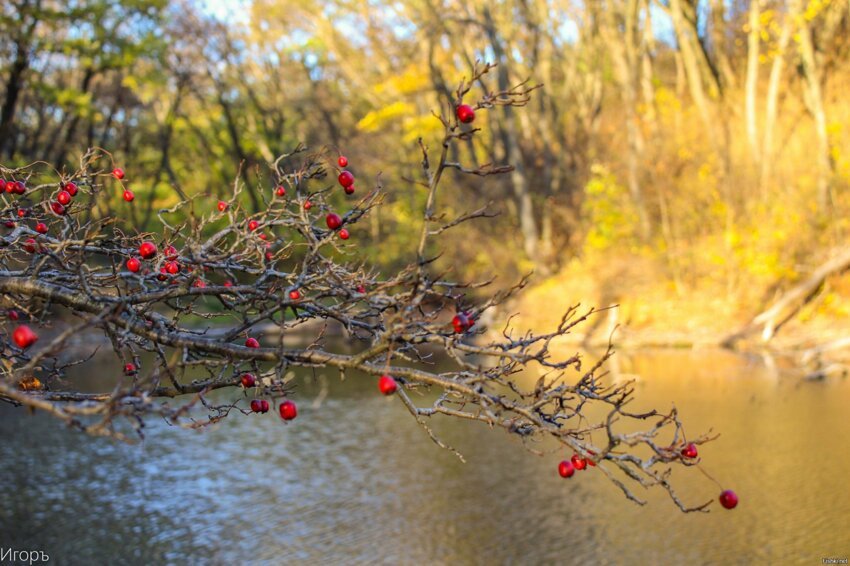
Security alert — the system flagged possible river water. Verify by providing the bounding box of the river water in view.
[0,348,848,564]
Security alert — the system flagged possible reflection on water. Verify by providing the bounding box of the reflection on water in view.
[1,349,848,564]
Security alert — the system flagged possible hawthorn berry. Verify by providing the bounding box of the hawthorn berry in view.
[681,442,698,459]
[571,454,587,471]
[289,289,301,301]
[4,221,15,228]
[123,190,135,202]
[338,171,354,188]
[279,400,298,420]
[126,257,141,273]
[50,202,66,216]
[344,185,355,195]
[217,201,228,212]
[250,399,268,413]
[165,261,180,275]
[275,186,286,197]
[124,363,137,376]
[245,337,260,348]
[139,241,157,259]
[223,280,233,288]
[558,460,575,478]
[112,167,125,180]
[23,238,37,253]
[456,104,475,124]
[13,181,25,195]
[164,245,178,260]
[17,209,27,218]
[0,180,5,192]
[57,191,71,206]
[719,490,739,510]
[8,310,19,321]
[326,213,342,230]
[12,325,38,349]
[193,279,206,289]
[241,373,257,388]
[356,285,366,294]
[378,374,398,395]
[452,313,471,334]
[337,155,348,167]
[248,220,260,231]
[35,222,48,234]
[304,200,312,210]
[339,228,350,240]
[64,182,78,196]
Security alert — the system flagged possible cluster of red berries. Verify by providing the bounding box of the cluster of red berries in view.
[557,452,596,479]
[1,179,27,195]
[112,167,134,202]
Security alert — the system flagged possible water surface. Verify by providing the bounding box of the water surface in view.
[1,349,848,564]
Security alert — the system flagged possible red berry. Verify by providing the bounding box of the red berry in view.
[12,325,38,349]
[126,257,141,272]
[35,222,48,234]
[275,186,286,197]
[164,245,178,260]
[356,285,366,294]
[681,442,698,459]
[304,200,312,210]
[719,490,739,509]
[558,460,575,478]
[50,202,66,216]
[4,221,15,228]
[265,251,273,261]
[258,233,267,241]
[338,171,354,188]
[241,373,256,388]
[23,238,37,253]
[452,313,471,334]
[123,190,135,202]
[165,261,180,275]
[571,454,587,471]
[17,208,26,218]
[139,241,157,259]
[112,167,125,180]
[224,280,233,288]
[57,190,71,205]
[13,181,25,195]
[586,450,597,467]
[279,400,298,420]
[289,289,301,301]
[326,213,342,230]
[124,363,137,376]
[65,182,78,196]
[260,399,270,413]
[157,267,168,281]
[250,399,264,413]
[378,374,398,395]
[245,337,260,348]
[217,200,228,212]
[248,220,259,231]
[193,279,206,289]
[8,310,19,321]
[343,185,355,195]
[0,180,5,192]
[456,104,475,124]
[338,228,349,240]
[337,156,348,167]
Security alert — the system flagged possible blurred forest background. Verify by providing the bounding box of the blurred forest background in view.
[2,0,850,346]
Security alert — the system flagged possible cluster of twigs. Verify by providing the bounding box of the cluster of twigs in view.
[0,63,717,511]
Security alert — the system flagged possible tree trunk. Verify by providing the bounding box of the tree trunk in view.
[760,4,795,194]
[795,0,834,212]
[744,0,761,164]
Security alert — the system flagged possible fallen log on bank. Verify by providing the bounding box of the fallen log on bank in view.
[722,247,850,348]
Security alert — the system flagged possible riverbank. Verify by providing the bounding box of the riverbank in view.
[507,253,850,368]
